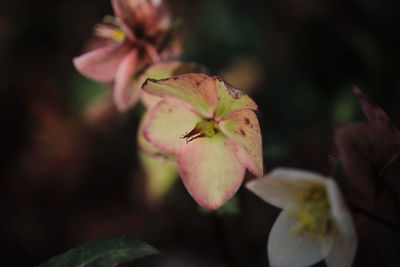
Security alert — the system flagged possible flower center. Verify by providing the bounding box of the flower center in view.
[95,16,126,43]
[293,186,334,238]
[182,119,218,143]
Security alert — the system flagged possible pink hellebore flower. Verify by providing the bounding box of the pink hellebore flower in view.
[73,0,181,111]
[141,73,264,209]
[247,168,357,267]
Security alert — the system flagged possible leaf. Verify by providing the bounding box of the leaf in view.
[38,238,160,267]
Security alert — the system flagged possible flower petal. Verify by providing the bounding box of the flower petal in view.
[139,151,179,204]
[113,50,138,111]
[137,61,208,109]
[73,43,129,82]
[178,133,246,210]
[268,208,334,267]
[112,0,169,40]
[143,100,202,154]
[325,233,357,267]
[137,111,163,156]
[353,87,391,127]
[326,179,356,239]
[214,77,257,119]
[111,0,139,41]
[142,73,218,117]
[218,109,263,177]
[246,168,326,209]
[325,179,357,267]
[334,122,396,210]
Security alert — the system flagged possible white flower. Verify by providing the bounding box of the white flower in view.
[246,168,357,267]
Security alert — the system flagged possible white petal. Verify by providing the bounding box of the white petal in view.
[268,208,334,267]
[325,232,357,267]
[246,168,326,209]
[325,179,357,267]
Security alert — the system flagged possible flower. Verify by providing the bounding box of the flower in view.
[333,87,400,265]
[140,73,264,209]
[334,88,400,225]
[137,61,208,156]
[246,168,357,267]
[73,0,181,111]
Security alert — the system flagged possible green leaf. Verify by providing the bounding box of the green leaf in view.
[38,238,160,267]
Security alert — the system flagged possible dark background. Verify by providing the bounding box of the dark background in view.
[1,0,399,266]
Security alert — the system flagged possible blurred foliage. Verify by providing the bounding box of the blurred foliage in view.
[38,238,159,267]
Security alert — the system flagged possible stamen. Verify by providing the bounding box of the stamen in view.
[292,186,334,238]
[181,119,218,144]
[94,16,126,43]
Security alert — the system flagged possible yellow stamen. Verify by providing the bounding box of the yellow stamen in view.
[292,186,334,238]
[94,16,126,43]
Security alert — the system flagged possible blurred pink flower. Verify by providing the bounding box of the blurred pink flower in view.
[73,0,181,111]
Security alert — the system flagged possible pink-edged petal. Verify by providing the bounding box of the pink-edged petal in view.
[137,61,207,109]
[214,77,258,119]
[178,133,246,210]
[246,168,327,209]
[268,208,334,267]
[218,109,263,177]
[142,73,218,117]
[73,43,129,82]
[113,49,138,111]
[111,0,138,41]
[112,0,169,39]
[325,179,357,267]
[143,100,202,154]
[137,111,163,155]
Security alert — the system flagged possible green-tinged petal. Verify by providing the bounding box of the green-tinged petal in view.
[142,73,217,117]
[214,76,257,120]
[177,133,246,210]
[139,151,179,204]
[137,61,207,109]
[218,109,263,177]
[268,208,334,267]
[143,100,201,154]
[246,168,326,209]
